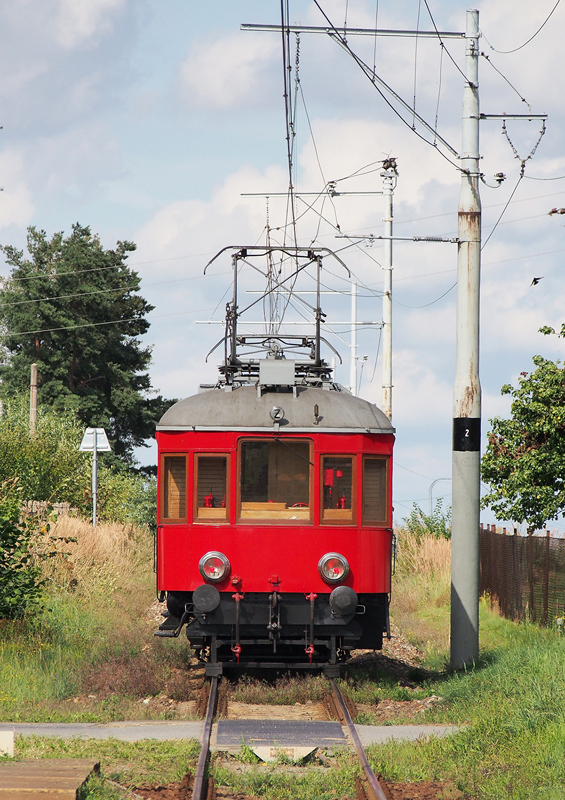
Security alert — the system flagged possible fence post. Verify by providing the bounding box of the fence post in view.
[528,528,535,623]
[542,529,550,626]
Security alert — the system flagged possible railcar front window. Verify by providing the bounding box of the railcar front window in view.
[162,455,187,521]
[195,455,228,520]
[363,457,388,525]
[239,439,311,521]
[322,456,354,522]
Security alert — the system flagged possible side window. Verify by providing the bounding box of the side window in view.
[363,457,388,525]
[239,439,311,521]
[162,455,187,521]
[321,456,354,522]
[195,455,228,521]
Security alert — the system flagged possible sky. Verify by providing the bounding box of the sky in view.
[0,0,564,530]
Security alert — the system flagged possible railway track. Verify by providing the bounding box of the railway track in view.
[191,676,390,800]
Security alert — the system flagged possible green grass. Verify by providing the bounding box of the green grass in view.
[17,736,200,787]
[361,610,565,798]
[211,749,360,800]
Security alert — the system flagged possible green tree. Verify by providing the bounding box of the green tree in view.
[0,224,170,462]
[481,346,565,530]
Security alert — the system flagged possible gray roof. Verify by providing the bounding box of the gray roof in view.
[157,385,394,434]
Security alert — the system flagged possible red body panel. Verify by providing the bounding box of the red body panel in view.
[156,429,394,595]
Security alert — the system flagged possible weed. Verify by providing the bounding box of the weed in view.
[237,742,261,764]
[231,673,328,705]
[212,749,360,800]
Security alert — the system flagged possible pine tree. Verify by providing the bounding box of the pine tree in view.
[0,224,170,463]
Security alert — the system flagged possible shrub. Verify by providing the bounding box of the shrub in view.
[403,499,451,540]
[0,479,45,618]
[0,395,88,504]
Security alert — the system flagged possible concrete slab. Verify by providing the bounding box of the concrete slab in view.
[356,724,461,747]
[213,720,345,753]
[0,733,13,758]
[252,746,316,763]
[0,758,98,800]
[0,722,204,743]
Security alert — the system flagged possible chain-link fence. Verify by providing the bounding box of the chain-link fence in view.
[480,524,565,625]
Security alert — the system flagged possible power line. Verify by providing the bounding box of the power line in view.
[525,174,565,182]
[310,0,463,171]
[4,307,215,339]
[393,281,456,308]
[480,0,561,54]
[481,174,523,250]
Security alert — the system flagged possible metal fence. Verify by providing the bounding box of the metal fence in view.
[480,524,565,626]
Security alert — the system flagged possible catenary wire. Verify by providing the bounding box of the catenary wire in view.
[412,0,422,128]
[422,0,468,83]
[480,0,561,54]
[480,52,531,110]
[481,174,523,250]
[311,0,463,172]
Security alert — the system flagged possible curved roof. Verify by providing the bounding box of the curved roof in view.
[157,385,394,434]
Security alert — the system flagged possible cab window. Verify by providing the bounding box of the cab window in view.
[321,456,354,522]
[195,454,229,521]
[363,456,389,525]
[161,455,187,522]
[239,439,311,521]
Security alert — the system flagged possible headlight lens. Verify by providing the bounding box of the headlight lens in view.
[318,552,349,583]
[199,551,230,582]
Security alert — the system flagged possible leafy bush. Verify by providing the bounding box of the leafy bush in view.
[403,500,451,540]
[0,479,45,618]
[0,394,156,529]
[0,395,88,504]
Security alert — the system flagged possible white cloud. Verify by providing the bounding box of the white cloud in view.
[55,0,127,48]
[0,149,34,230]
[180,33,278,108]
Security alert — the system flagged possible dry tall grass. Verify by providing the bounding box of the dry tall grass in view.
[38,515,154,612]
[392,528,451,661]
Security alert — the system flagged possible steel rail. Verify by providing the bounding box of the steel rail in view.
[192,676,218,800]
[330,679,388,800]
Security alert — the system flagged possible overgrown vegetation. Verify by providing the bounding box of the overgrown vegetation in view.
[4,515,565,798]
[17,737,200,787]
[211,749,360,800]
[0,516,193,722]
[392,524,452,664]
[0,479,44,619]
[0,395,156,524]
[403,499,452,540]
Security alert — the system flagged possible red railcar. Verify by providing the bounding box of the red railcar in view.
[154,246,395,676]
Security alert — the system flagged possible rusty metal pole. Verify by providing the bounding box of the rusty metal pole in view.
[450,8,481,669]
[29,363,38,436]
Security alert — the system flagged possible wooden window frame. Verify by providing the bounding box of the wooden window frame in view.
[159,453,188,524]
[361,455,390,527]
[320,454,357,525]
[236,437,314,524]
[193,452,231,524]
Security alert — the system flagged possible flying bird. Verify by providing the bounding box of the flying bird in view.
[531,277,544,286]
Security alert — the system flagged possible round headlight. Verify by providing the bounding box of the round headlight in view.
[199,551,230,583]
[318,552,349,583]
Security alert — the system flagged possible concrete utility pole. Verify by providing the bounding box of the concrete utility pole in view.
[381,160,396,420]
[451,9,481,669]
[350,283,358,395]
[29,363,38,436]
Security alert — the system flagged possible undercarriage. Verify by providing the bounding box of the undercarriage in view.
[156,590,389,676]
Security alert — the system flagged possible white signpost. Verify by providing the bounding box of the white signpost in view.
[79,427,111,528]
